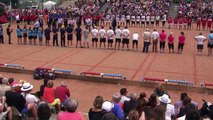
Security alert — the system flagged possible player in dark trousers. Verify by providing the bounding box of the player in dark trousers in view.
[28,27,33,45]
[52,26,59,46]
[7,24,13,44]
[44,27,51,46]
[60,26,66,47]
[32,27,37,45]
[66,24,73,47]
[16,25,22,44]
[75,25,82,48]
[0,25,4,44]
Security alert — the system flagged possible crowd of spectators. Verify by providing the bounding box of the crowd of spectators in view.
[0,75,213,120]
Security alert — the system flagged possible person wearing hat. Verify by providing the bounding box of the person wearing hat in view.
[158,94,175,120]
[60,25,66,47]
[21,82,39,105]
[168,32,175,53]
[101,101,117,120]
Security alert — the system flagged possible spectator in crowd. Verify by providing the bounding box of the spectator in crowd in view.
[37,101,51,120]
[142,29,151,53]
[154,105,166,120]
[57,99,83,120]
[0,96,12,120]
[126,109,139,120]
[88,96,104,120]
[43,81,61,113]
[56,81,71,107]
[101,101,117,120]
[176,102,198,120]
[178,32,185,54]
[147,94,157,108]
[40,78,49,98]
[208,30,213,56]
[158,94,175,120]
[111,93,124,120]
[194,32,207,54]
[154,84,168,97]
[144,107,156,120]
[120,88,130,104]
[123,93,138,118]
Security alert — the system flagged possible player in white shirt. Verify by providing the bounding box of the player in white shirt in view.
[151,29,159,52]
[146,15,150,27]
[106,14,111,26]
[141,15,146,27]
[162,14,167,28]
[122,26,130,50]
[150,15,155,27]
[132,32,139,50]
[107,27,114,49]
[115,26,122,50]
[99,26,107,48]
[91,26,99,48]
[131,15,136,27]
[126,14,131,27]
[136,15,141,27]
[194,32,207,53]
[120,15,126,27]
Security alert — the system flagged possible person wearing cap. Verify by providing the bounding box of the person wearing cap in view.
[168,32,175,53]
[111,93,124,120]
[151,29,159,52]
[194,32,207,54]
[91,26,99,48]
[102,101,117,120]
[208,30,213,56]
[60,25,66,47]
[142,29,151,53]
[57,99,83,120]
[56,81,70,107]
[158,94,175,120]
[159,30,167,53]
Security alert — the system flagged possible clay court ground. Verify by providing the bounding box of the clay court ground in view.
[0,23,213,118]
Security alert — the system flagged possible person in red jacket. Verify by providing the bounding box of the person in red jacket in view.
[168,17,172,29]
[197,17,201,30]
[179,18,183,30]
[207,18,212,30]
[202,17,207,31]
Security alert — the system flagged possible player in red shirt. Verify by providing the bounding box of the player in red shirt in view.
[207,18,212,30]
[173,17,178,29]
[183,17,188,30]
[168,17,173,29]
[202,17,207,31]
[179,18,183,30]
[197,17,201,30]
[187,17,192,30]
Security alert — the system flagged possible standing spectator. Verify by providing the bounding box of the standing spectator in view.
[57,99,83,120]
[16,25,22,44]
[60,26,66,47]
[151,29,159,52]
[75,25,83,48]
[28,27,33,45]
[194,33,207,54]
[66,24,73,47]
[168,32,175,53]
[107,27,114,49]
[122,26,130,50]
[83,26,90,48]
[132,32,139,51]
[44,27,51,46]
[159,30,167,53]
[0,25,3,44]
[38,28,43,46]
[123,93,138,118]
[7,24,13,44]
[142,29,151,53]
[119,88,130,104]
[43,81,61,113]
[99,26,106,48]
[88,96,104,120]
[115,26,122,50]
[111,93,124,120]
[158,94,175,120]
[22,25,28,45]
[32,27,37,45]
[208,30,213,56]
[56,81,70,107]
[178,32,185,54]
[91,26,99,48]
[52,26,59,46]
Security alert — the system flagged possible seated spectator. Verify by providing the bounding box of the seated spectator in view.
[21,82,39,105]
[154,84,168,97]
[111,93,124,120]
[144,107,156,120]
[5,82,38,120]
[57,99,83,120]
[176,103,198,120]
[42,81,61,113]
[7,78,14,85]
[158,94,175,120]
[102,101,117,120]
[40,78,49,98]
[56,81,70,107]
[136,96,147,119]
[37,101,51,120]
[137,92,147,102]
[119,88,130,104]
[88,96,104,120]
[0,96,12,120]
[126,109,139,120]
[154,105,166,120]
[123,93,138,118]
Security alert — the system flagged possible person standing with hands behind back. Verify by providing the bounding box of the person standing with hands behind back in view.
[7,24,13,44]
[142,29,151,53]
[194,32,207,54]
[178,32,185,54]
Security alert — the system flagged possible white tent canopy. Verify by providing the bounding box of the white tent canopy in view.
[43,1,56,9]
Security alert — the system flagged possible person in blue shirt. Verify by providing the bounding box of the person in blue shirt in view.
[111,93,124,120]
[38,28,43,46]
[16,25,22,44]
[32,27,37,45]
[208,30,213,56]
[28,27,33,45]
[60,26,66,47]
[44,27,51,46]
[23,25,28,45]
[0,25,3,44]
[52,26,58,46]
